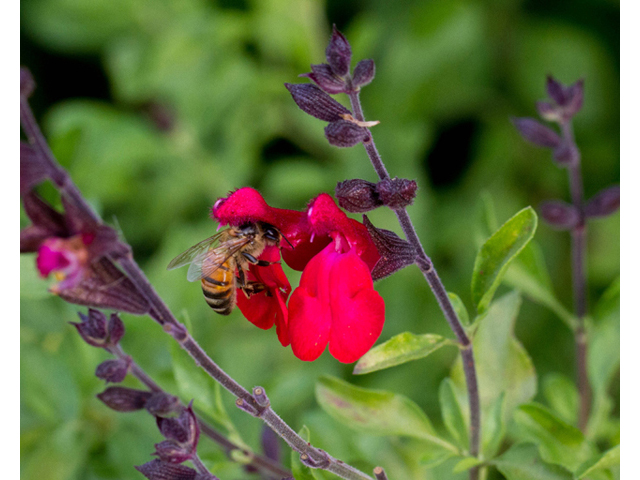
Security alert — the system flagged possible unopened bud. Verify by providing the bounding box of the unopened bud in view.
[153,440,194,464]
[335,179,381,213]
[352,59,375,89]
[585,185,620,219]
[136,459,205,480]
[145,392,181,417]
[324,120,369,147]
[376,177,418,209]
[552,142,578,166]
[95,358,130,383]
[539,201,580,230]
[325,25,352,77]
[107,313,125,346]
[261,426,281,463]
[511,117,562,148]
[157,402,200,448]
[97,386,152,412]
[285,83,351,122]
[71,309,108,347]
[300,64,349,94]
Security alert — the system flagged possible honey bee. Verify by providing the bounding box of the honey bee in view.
[167,222,286,315]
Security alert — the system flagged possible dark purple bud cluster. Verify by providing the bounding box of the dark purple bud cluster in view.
[71,309,125,348]
[512,76,585,168]
[363,216,417,281]
[335,177,418,213]
[154,402,201,464]
[585,185,620,219]
[96,357,131,383]
[287,26,377,148]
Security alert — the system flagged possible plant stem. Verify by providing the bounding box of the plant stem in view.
[561,121,591,432]
[191,454,219,479]
[20,87,374,480]
[108,345,292,479]
[348,91,481,479]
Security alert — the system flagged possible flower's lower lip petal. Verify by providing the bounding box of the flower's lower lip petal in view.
[328,288,385,363]
[274,291,290,347]
[288,288,331,361]
[236,291,276,330]
[281,234,331,271]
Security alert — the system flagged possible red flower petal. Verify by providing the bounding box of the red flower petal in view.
[289,241,385,363]
[327,250,385,363]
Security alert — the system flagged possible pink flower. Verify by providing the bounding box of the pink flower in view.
[287,194,384,363]
[36,233,95,291]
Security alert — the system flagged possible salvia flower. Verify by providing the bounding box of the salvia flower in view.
[211,188,386,362]
[97,386,153,412]
[154,403,200,464]
[21,192,149,313]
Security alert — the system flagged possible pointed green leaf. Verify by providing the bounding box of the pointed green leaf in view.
[514,403,595,471]
[472,207,538,313]
[353,333,454,375]
[291,426,321,480]
[453,456,483,473]
[542,373,579,426]
[493,443,574,480]
[504,242,576,330]
[451,292,537,427]
[439,378,468,450]
[575,444,620,478]
[316,375,458,453]
[589,278,620,396]
[448,292,470,327]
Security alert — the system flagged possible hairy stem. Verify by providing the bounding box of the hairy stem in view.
[348,91,481,478]
[20,87,373,480]
[108,345,291,479]
[561,121,591,432]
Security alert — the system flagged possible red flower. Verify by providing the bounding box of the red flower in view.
[287,194,384,363]
[211,189,385,362]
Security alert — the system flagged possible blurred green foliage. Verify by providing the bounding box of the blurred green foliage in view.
[21,0,619,478]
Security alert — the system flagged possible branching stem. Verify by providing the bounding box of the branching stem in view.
[348,91,481,479]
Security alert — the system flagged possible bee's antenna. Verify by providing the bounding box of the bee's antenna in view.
[282,234,294,249]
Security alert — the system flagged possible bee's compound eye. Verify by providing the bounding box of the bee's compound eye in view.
[263,226,280,242]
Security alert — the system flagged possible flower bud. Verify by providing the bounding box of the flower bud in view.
[585,185,620,219]
[136,459,205,480]
[539,201,580,230]
[71,309,109,347]
[157,403,200,449]
[324,120,369,147]
[363,215,417,281]
[285,83,351,122]
[300,64,349,94]
[536,101,561,123]
[325,25,352,77]
[21,67,35,98]
[376,177,418,210]
[544,76,584,122]
[335,179,381,213]
[107,313,125,345]
[546,76,567,106]
[95,358,130,383]
[145,392,181,417]
[511,117,561,148]
[552,141,578,166]
[261,426,281,463]
[153,440,194,464]
[352,59,375,88]
[97,386,153,412]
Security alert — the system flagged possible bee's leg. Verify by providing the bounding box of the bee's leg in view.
[240,281,267,298]
[242,252,279,267]
[237,267,247,287]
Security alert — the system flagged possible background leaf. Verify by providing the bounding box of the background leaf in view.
[492,443,574,480]
[471,207,538,314]
[438,378,468,451]
[353,333,454,375]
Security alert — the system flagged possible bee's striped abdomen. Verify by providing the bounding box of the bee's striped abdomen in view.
[201,262,236,315]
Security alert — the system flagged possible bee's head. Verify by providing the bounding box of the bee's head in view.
[261,223,282,245]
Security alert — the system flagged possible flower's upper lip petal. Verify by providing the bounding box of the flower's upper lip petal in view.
[211,188,304,241]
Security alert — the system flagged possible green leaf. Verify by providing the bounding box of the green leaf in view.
[504,242,576,330]
[439,378,468,450]
[448,292,470,327]
[453,456,483,473]
[291,426,321,480]
[316,375,458,452]
[542,373,579,426]
[353,332,454,375]
[471,207,538,313]
[589,278,620,396]
[493,443,574,480]
[482,392,506,460]
[451,292,537,431]
[514,403,595,471]
[575,444,620,478]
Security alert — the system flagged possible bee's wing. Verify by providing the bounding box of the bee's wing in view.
[186,236,253,282]
[167,231,227,272]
